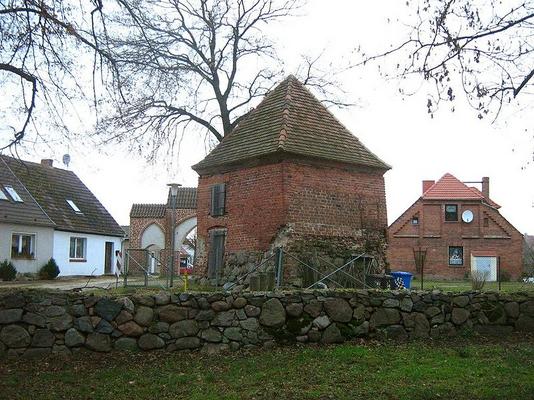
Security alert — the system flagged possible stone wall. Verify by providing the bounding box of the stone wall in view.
[1,288,533,359]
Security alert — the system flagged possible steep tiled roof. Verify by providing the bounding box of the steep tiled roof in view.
[193,75,390,172]
[1,155,124,237]
[130,204,166,218]
[422,173,500,208]
[0,157,55,227]
[166,187,197,209]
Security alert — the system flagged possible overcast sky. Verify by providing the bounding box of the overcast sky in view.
[11,1,534,234]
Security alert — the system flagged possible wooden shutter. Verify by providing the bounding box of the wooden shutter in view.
[207,230,225,279]
[210,183,226,216]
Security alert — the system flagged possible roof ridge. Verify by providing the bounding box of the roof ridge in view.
[277,77,293,150]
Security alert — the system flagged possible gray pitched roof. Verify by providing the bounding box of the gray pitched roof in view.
[0,157,55,227]
[130,187,197,218]
[193,75,390,173]
[166,187,197,209]
[130,204,166,218]
[1,155,124,237]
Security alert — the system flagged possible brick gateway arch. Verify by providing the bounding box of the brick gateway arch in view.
[129,188,197,275]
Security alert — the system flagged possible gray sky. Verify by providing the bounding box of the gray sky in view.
[12,1,534,234]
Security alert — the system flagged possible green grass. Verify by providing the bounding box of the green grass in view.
[1,336,533,399]
[415,279,534,292]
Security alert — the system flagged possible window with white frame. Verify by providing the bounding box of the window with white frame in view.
[66,199,83,214]
[4,185,23,202]
[0,188,8,201]
[11,233,35,259]
[69,237,87,260]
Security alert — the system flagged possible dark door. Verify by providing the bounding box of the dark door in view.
[104,242,114,274]
[207,231,225,282]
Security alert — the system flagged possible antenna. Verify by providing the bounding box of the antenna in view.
[62,154,71,168]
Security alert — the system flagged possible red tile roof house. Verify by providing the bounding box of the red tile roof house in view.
[387,173,524,281]
[192,76,390,287]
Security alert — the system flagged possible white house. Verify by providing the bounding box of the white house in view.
[0,156,124,276]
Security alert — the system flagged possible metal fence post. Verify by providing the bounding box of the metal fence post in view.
[275,247,284,288]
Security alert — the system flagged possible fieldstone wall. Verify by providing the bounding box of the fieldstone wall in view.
[1,289,533,358]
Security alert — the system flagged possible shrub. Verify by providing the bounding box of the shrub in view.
[471,270,488,290]
[499,270,511,282]
[39,258,60,280]
[0,260,17,281]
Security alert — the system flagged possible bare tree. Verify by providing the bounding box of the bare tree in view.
[358,0,534,120]
[98,0,345,158]
[0,0,118,151]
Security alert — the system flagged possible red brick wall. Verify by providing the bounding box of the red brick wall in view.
[196,159,388,277]
[387,199,524,279]
[196,162,286,254]
[128,209,196,275]
[285,161,388,236]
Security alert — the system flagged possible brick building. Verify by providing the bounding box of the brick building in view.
[387,173,523,280]
[128,188,196,274]
[192,75,390,285]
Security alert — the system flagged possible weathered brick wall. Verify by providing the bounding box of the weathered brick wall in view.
[195,162,287,277]
[388,200,524,279]
[285,161,388,236]
[129,209,196,275]
[1,289,533,359]
[195,159,388,282]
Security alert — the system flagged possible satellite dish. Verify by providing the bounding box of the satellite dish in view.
[62,154,71,168]
[462,210,474,223]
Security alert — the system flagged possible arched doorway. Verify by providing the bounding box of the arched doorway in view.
[174,217,197,271]
[141,223,165,274]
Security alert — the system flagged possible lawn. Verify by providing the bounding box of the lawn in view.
[414,279,534,293]
[1,336,533,400]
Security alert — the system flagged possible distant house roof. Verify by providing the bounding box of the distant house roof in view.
[192,75,390,173]
[0,157,55,227]
[130,204,166,218]
[1,155,124,237]
[422,173,500,208]
[166,187,197,209]
[131,187,197,218]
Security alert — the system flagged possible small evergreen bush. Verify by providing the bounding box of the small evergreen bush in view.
[0,260,17,281]
[39,258,60,280]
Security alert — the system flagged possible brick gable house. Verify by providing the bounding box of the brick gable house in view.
[387,173,523,280]
[192,75,390,285]
[128,188,197,274]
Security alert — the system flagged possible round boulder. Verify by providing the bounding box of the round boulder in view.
[324,298,352,323]
[259,298,286,328]
[0,325,30,348]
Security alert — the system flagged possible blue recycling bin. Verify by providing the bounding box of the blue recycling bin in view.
[391,271,413,289]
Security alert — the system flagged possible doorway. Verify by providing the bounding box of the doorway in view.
[104,242,114,274]
[471,256,497,281]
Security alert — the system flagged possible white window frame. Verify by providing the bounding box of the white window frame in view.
[69,237,87,260]
[66,199,83,214]
[4,185,23,202]
[11,232,36,259]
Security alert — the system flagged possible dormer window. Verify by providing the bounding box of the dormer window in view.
[4,185,23,202]
[66,199,83,214]
[445,204,458,221]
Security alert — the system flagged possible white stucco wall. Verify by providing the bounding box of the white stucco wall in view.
[0,223,54,274]
[53,230,122,276]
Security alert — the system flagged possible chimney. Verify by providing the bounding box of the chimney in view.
[422,180,435,194]
[40,159,53,167]
[482,176,490,198]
